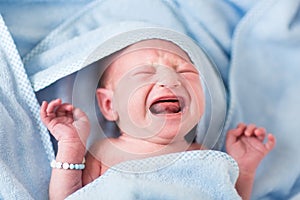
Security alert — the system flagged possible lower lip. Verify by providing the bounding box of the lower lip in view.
[150,107,186,117]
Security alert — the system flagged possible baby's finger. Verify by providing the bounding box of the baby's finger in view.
[73,107,89,122]
[265,133,276,152]
[245,124,256,136]
[56,103,74,117]
[226,124,246,146]
[254,127,266,141]
[46,99,62,114]
[40,101,49,122]
[73,108,90,144]
[237,123,247,129]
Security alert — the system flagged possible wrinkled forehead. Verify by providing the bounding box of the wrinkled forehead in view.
[100,39,193,87]
[103,39,192,68]
[120,39,191,62]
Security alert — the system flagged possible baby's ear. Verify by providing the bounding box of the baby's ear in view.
[96,88,118,121]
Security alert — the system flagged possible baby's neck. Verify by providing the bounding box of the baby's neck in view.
[117,133,194,155]
[97,133,203,175]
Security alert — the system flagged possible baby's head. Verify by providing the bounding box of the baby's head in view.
[96,39,205,143]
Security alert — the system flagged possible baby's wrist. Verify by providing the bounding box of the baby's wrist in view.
[56,140,86,163]
[238,169,256,180]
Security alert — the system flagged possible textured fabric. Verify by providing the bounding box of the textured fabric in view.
[225,1,300,199]
[0,1,92,57]
[0,0,300,199]
[0,16,53,199]
[67,150,241,200]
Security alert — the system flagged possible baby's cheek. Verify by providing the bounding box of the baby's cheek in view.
[114,82,146,124]
[127,99,147,124]
[192,84,205,111]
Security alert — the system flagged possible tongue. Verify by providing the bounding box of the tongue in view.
[150,101,181,114]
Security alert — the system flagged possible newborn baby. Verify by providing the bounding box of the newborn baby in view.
[40,39,275,200]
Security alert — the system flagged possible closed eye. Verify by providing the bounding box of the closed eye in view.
[133,71,155,76]
[177,64,199,75]
[132,65,156,76]
[177,70,199,74]
[177,68,199,75]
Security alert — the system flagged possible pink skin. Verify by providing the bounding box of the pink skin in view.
[96,46,205,148]
[40,40,276,200]
[40,99,90,199]
[226,123,276,200]
[87,46,206,179]
[226,123,275,174]
[40,99,90,145]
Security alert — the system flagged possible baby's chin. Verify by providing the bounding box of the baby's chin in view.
[151,125,189,142]
[148,131,195,153]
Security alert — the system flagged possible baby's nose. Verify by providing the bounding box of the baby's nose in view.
[157,68,181,88]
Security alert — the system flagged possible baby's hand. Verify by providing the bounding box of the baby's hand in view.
[40,99,90,145]
[226,123,276,175]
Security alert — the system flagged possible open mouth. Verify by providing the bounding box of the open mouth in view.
[149,97,184,115]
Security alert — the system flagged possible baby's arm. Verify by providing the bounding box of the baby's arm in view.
[82,151,102,186]
[226,123,276,200]
[40,99,90,199]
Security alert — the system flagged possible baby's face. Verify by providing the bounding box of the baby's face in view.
[105,43,204,143]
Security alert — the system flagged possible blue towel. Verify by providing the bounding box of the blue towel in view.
[0,16,54,199]
[67,150,241,200]
[225,1,300,199]
[1,0,300,199]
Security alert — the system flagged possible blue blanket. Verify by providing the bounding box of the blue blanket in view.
[0,0,300,199]
[67,150,241,200]
[225,1,300,199]
[0,16,53,199]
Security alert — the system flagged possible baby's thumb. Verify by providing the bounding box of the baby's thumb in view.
[73,108,90,144]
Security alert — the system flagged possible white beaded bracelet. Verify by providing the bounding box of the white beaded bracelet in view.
[51,158,85,170]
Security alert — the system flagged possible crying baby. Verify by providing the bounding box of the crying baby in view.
[41,39,275,200]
